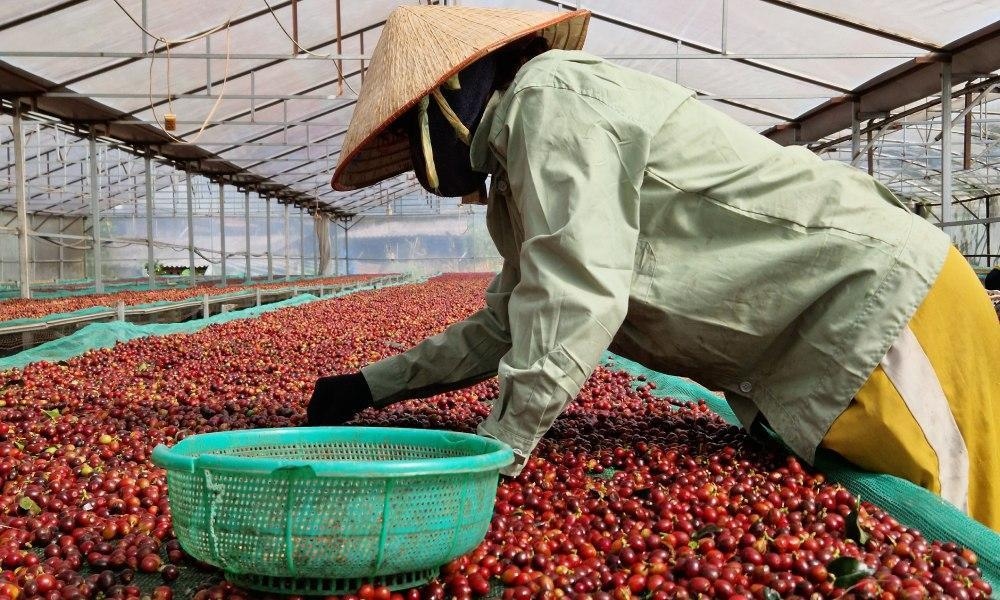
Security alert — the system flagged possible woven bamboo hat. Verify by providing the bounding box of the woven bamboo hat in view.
[330,5,590,192]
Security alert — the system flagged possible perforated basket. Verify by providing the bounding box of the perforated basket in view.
[151,427,513,595]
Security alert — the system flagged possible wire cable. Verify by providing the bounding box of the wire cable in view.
[261,0,359,95]
[110,0,244,143]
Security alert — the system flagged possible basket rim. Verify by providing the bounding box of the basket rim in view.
[151,426,514,478]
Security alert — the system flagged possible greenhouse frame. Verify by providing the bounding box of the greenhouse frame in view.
[1,2,1000,599]
[0,1,998,298]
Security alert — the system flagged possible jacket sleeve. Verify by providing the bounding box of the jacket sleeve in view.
[360,258,517,406]
[477,85,647,475]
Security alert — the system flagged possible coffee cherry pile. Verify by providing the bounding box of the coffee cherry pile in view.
[0,274,991,600]
[0,275,376,323]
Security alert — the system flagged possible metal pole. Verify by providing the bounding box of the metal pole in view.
[336,0,343,95]
[284,203,290,281]
[299,206,306,277]
[88,129,104,293]
[867,129,874,176]
[58,234,64,281]
[12,102,31,299]
[344,223,350,275]
[720,0,729,54]
[218,182,227,286]
[244,191,252,283]
[265,198,273,281]
[850,101,860,164]
[291,0,299,54]
[186,172,196,287]
[963,91,972,171]
[144,155,156,289]
[332,223,338,275]
[141,0,148,53]
[941,61,953,224]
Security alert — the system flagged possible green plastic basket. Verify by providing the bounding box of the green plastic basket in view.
[151,427,513,596]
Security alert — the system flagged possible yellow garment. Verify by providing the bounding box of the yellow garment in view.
[822,247,1000,530]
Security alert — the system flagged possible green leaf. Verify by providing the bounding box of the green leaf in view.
[137,362,150,372]
[693,524,722,540]
[13,440,24,451]
[18,497,41,516]
[763,588,781,600]
[845,498,870,546]
[827,556,874,588]
[588,467,616,480]
[42,409,60,421]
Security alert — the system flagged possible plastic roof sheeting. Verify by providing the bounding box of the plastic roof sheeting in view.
[0,0,998,216]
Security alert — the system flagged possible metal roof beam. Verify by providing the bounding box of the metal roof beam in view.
[767,22,1000,145]
[756,0,942,52]
[57,1,298,88]
[0,1,87,33]
[536,0,851,94]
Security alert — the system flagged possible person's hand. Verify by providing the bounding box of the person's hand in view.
[306,372,374,426]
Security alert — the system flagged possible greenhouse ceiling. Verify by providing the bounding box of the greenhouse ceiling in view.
[1,0,999,217]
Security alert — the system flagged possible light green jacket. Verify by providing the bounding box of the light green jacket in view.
[362,50,950,475]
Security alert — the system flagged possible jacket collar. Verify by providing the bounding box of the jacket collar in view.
[470,90,503,175]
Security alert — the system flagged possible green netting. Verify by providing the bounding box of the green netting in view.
[0,294,318,371]
[0,289,283,330]
[0,305,118,329]
[0,277,417,372]
[0,274,367,301]
[0,279,193,300]
[603,352,1000,591]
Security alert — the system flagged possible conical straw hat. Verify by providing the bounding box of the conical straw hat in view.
[330,5,590,192]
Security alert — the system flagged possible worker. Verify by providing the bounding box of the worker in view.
[309,6,1000,529]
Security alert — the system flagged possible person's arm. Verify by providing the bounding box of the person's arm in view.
[476,84,648,475]
[360,259,517,405]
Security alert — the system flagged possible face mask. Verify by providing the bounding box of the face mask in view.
[406,54,496,198]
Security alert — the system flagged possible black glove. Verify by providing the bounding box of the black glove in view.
[306,372,374,426]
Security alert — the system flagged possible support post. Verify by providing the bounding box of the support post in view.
[12,101,31,299]
[141,0,148,53]
[314,216,320,276]
[144,155,156,289]
[850,101,861,165]
[867,129,874,176]
[940,61,953,225]
[244,191,252,284]
[58,236,64,282]
[963,91,972,171]
[218,182,227,286]
[116,300,126,322]
[299,206,306,277]
[720,0,728,54]
[331,224,338,275]
[88,129,104,293]
[186,172,196,287]
[344,222,351,275]
[284,203,290,282]
[202,294,210,319]
[265,198,273,281]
